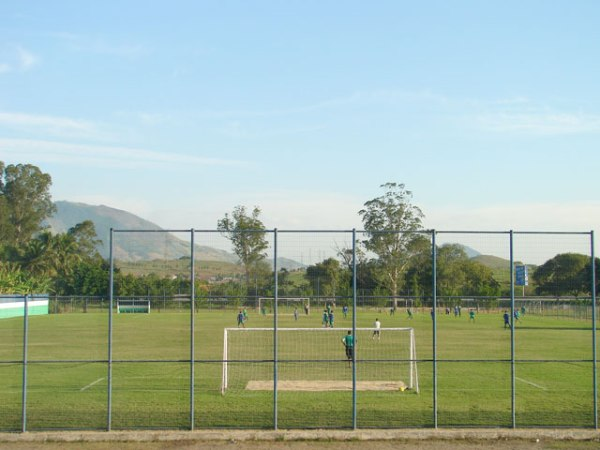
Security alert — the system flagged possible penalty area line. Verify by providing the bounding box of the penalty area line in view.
[80,377,104,391]
[515,377,546,390]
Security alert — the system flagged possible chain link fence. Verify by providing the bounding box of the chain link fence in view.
[0,229,596,431]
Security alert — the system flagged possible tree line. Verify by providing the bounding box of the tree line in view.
[0,163,597,299]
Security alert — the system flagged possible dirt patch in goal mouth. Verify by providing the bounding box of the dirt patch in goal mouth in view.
[246,380,407,391]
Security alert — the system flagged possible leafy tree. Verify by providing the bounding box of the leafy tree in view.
[305,257,341,297]
[68,220,102,260]
[61,259,110,296]
[217,205,269,287]
[359,183,428,300]
[0,163,55,247]
[533,253,592,297]
[0,261,52,294]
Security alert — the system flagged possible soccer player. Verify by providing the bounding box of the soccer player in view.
[503,311,510,329]
[469,309,475,322]
[342,305,348,318]
[243,308,248,322]
[372,318,381,340]
[237,310,245,328]
[293,307,299,321]
[328,310,334,328]
[407,308,413,320]
[342,330,354,368]
[322,310,329,328]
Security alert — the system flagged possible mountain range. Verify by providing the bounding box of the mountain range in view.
[45,201,305,270]
[46,201,237,263]
[46,201,509,272]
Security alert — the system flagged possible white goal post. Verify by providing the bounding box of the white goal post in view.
[221,327,418,394]
[116,299,151,314]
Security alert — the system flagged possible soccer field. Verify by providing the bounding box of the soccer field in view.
[0,308,596,430]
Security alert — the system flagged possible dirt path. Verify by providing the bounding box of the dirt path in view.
[1,429,599,449]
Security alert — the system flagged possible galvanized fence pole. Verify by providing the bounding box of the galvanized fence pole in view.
[273,229,278,430]
[352,229,357,430]
[107,228,114,431]
[509,230,516,428]
[21,294,28,432]
[190,229,195,430]
[591,230,597,429]
[431,230,438,428]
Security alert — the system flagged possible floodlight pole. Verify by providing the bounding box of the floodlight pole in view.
[510,230,516,428]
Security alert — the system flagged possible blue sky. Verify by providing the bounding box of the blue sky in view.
[1,0,599,235]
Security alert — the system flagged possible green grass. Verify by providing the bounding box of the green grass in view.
[0,308,597,430]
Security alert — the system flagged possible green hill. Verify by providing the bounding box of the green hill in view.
[46,201,237,263]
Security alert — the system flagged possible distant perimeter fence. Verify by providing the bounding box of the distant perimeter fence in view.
[0,229,596,431]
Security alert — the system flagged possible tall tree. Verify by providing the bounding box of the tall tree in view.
[359,183,427,300]
[533,253,591,297]
[305,257,341,297]
[0,163,55,246]
[217,205,269,286]
[68,220,102,259]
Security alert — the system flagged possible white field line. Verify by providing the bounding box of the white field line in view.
[515,376,547,390]
[80,377,104,392]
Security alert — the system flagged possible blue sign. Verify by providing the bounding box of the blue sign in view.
[515,265,528,286]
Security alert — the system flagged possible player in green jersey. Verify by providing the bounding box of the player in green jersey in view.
[342,331,354,367]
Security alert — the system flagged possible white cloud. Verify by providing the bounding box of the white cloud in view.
[50,32,147,58]
[0,112,98,138]
[0,138,247,169]
[0,44,39,73]
[477,112,600,135]
[16,46,38,69]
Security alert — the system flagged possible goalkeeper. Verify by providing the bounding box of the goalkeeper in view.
[341,331,354,367]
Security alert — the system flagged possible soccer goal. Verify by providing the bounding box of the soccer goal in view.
[257,297,310,314]
[116,299,151,314]
[221,327,418,394]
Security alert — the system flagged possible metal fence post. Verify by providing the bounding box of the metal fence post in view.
[190,229,195,430]
[431,230,437,428]
[591,230,597,429]
[107,228,114,431]
[352,229,357,430]
[273,229,278,430]
[510,230,516,428]
[21,294,28,432]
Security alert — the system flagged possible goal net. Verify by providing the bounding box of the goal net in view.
[117,299,151,314]
[221,327,418,394]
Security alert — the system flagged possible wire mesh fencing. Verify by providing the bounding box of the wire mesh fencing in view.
[0,229,596,431]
